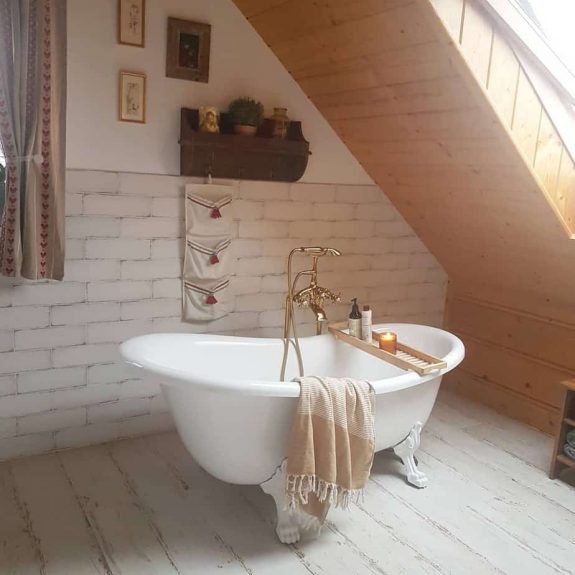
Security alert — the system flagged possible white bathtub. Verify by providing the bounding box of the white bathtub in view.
[121,323,464,484]
[121,323,464,542]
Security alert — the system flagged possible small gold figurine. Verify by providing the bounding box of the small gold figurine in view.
[199,106,220,133]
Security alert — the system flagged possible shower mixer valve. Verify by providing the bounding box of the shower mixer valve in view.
[280,246,341,380]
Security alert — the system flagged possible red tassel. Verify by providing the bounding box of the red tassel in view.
[210,253,220,265]
[211,207,222,218]
[206,294,217,304]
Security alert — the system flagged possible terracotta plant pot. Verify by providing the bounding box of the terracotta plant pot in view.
[234,124,257,136]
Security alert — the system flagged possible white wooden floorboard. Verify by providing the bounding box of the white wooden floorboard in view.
[397,448,569,575]
[529,473,575,514]
[419,438,575,570]
[371,454,569,574]
[149,433,387,575]
[426,411,543,485]
[10,454,111,575]
[427,405,575,512]
[0,393,573,575]
[237,477,420,575]
[468,422,554,472]
[58,446,182,575]
[436,391,554,471]
[110,435,281,574]
[234,483,387,575]
[352,459,499,574]
[430,395,489,429]
[437,389,519,429]
[0,464,41,575]
[318,497,444,575]
[424,417,575,519]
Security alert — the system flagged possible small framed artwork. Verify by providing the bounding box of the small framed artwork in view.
[199,106,220,133]
[119,71,146,123]
[118,0,145,47]
[166,18,211,83]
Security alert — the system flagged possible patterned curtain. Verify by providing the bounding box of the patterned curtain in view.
[0,0,66,280]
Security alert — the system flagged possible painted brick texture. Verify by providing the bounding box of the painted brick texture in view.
[0,169,447,461]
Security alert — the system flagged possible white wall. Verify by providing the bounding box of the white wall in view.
[66,0,372,184]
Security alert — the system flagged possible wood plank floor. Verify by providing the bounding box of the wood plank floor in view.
[1,391,573,575]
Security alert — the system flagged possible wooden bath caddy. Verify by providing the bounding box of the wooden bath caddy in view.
[328,322,447,376]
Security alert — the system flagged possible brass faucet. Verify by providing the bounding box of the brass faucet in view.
[280,247,341,380]
[292,255,340,326]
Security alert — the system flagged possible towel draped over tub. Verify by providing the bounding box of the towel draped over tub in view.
[287,376,375,526]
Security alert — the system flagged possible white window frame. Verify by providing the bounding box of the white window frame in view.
[479,0,575,103]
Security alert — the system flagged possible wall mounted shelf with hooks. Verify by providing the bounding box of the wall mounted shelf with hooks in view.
[179,108,310,182]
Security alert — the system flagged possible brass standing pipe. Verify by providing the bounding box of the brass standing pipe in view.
[280,247,341,381]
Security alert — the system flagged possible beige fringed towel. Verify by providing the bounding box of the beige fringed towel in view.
[286,376,375,526]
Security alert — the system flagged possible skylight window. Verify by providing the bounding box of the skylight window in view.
[513,0,575,78]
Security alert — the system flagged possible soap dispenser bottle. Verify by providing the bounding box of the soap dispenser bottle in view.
[348,298,362,339]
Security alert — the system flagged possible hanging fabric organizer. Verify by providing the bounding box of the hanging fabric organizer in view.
[184,238,232,280]
[188,238,232,272]
[186,189,233,236]
[183,279,231,321]
[183,184,234,321]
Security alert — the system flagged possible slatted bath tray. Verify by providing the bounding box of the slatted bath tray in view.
[328,322,447,376]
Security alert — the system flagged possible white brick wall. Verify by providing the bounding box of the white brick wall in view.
[0,168,447,461]
[0,331,13,353]
[18,367,86,393]
[15,326,86,350]
[51,302,121,325]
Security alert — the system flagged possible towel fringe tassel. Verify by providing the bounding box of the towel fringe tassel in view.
[286,473,363,512]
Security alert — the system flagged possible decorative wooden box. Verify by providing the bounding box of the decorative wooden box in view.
[179,108,310,182]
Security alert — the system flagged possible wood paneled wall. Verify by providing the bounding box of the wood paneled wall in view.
[445,290,575,433]
[233,0,575,432]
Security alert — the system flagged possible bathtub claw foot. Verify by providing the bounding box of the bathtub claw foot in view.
[276,521,300,545]
[260,460,301,544]
[393,422,428,489]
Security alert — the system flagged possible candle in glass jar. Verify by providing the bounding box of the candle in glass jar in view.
[378,332,397,354]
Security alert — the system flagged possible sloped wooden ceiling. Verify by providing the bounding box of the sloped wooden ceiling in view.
[234,0,575,433]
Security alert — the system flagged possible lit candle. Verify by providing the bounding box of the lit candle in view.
[378,332,397,354]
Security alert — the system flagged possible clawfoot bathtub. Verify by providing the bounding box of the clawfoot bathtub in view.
[120,323,464,543]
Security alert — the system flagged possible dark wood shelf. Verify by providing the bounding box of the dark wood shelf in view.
[179,108,310,182]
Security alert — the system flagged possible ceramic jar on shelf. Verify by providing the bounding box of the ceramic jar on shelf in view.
[270,107,290,139]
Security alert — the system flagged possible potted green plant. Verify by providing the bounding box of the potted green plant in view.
[228,97,264,136]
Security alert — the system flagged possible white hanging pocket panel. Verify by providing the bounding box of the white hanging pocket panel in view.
[183,183,234,322]
[183,279,231,321]
[184,237,232,281]
[185,184,233,237]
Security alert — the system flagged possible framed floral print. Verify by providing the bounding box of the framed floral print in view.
[119,71,146,123]
[118,0,145,47]
[166,18,211,83]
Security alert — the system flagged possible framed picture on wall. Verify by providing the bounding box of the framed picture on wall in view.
[118,0,145,47]
[119,71,146,123]
[166,18,211,83]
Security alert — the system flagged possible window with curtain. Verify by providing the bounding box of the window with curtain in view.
[0,0,67,280]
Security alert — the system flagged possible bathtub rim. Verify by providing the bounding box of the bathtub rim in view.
[120,323,465,398]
